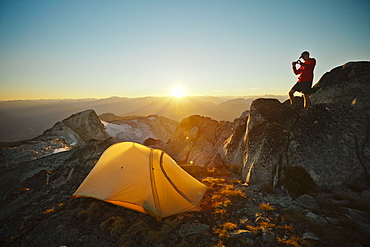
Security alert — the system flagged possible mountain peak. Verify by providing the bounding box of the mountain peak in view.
[37,109,109,146]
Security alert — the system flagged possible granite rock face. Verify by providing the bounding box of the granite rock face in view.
[164,115,233,166]
[222,110,249,170]
[241,99,293,185]
[242,98,370,188]
[286,103,369,187]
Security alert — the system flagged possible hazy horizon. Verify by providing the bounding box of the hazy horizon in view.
[0,94,288,101]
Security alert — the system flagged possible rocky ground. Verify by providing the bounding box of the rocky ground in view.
[0,140,369,247]
[0,139,70,167]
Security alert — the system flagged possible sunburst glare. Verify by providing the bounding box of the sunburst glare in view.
[172,87,185,98]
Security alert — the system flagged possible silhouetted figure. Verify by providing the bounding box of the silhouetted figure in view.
[289,51,316,109]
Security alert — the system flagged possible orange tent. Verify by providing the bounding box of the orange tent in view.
[73,142,207,219]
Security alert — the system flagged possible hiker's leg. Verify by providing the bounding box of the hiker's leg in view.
[303,93,311,109]
[289,89,295,105]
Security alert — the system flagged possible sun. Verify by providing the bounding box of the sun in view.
[172,87,185,98]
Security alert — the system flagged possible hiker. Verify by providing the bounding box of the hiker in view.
[289,51,316,109]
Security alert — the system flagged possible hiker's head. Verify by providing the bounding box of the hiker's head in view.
[300,51,310,61]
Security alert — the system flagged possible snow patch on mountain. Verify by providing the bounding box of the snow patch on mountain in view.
[102,121,156,143]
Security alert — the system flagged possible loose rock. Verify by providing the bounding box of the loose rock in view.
[178,222,210,237]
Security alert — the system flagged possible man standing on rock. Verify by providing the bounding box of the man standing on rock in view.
[289,51,316,109]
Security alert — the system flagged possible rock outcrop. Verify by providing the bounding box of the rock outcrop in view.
[311,61,370,109]
[241,61,370,190]
[164,115,233,166]
[37,109,109,146]
[242,99,369,188]
[241,99,294,185]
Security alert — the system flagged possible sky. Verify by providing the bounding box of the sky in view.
[0,0,369,100]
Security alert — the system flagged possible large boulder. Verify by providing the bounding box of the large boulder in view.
[311,61,370,109]
[286,103,369,187]
[36,109,109,146]
[164,115,233,166]
[242,99,294,185]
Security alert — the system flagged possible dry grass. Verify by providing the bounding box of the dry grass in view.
[43,207,55,214]
[195,175,314,246]
[221,185,246,199]
[202,177,227,188]
[259,203,274,211]
[201,178,246,218]
[212,240,226,247]
[214,222,237,238]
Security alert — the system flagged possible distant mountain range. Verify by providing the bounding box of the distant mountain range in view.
[0,95,287,142]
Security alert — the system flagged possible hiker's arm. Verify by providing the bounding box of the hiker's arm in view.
[292,64,301,75]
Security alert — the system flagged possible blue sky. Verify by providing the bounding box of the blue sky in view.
[0,0,369,99]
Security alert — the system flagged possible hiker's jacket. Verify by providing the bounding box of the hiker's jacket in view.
[293,58,316,82]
